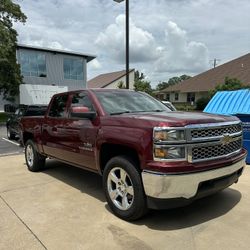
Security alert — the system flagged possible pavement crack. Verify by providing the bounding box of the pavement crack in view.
[0,195,48,250]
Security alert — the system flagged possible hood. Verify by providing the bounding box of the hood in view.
[101,111,239,129]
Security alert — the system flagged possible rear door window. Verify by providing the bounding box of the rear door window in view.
[48,95,69,118]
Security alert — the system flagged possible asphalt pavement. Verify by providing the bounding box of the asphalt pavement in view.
[0,125,23,156]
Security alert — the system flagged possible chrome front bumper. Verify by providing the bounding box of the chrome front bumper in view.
[142,159,246,199]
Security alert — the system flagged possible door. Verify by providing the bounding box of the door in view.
[42,94,70,160]
[62,91,99,170]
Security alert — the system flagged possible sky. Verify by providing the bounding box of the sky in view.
[14,0,250,87]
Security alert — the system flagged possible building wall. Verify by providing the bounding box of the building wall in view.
[162,91,209,103]
[170,92,187,103]
[195,92,209,100]
[103,71,135,89]
[161,92,187,103]
[16,48,87,91]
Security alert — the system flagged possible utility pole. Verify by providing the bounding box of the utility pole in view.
[211,58,220,68]
[125,0,129,89]
[114,0,130,89]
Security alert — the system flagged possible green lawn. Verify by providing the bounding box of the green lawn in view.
[174,103,197,112]
[0,112,9,123]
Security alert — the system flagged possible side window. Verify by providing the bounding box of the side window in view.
[70,92,94,114]
[48,95,68,118]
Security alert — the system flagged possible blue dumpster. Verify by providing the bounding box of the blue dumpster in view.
[236,114,250,164]
[204,89,250,164]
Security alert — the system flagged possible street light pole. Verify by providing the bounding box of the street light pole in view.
[114,0,130,89]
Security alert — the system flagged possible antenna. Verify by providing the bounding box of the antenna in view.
[210,58,221,68]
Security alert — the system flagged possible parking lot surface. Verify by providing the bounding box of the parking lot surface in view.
[0,126,23,156]
[0,154,249,250]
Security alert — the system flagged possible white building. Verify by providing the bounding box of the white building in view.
[1,44,95,110]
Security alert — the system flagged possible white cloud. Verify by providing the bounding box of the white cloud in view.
[14,0,250,86]
[95,14,160,63]
[88,59,102,70]
[155,21,209,73]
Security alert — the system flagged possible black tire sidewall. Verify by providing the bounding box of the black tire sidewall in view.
[25,139,45,172]
[103,156,147,221]
[7,127,15,140]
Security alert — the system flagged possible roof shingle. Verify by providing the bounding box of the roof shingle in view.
[162,53,250,93]
[87,69,134,88]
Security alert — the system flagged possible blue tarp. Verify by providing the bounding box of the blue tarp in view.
[204,89,250,164]
[204,89,250,115]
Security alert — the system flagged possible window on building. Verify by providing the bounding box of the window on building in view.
[64,58,83,80]
[20,51,46,77]
[48,95,68,118]
[165,93,170,101]
[187,92,195,103]
[175,93,179,101]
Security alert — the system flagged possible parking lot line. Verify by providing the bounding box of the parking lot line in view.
[2,138,20,146]
[0,152,23,157]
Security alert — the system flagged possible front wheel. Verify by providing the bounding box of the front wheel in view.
[103,156,147,221]
[25,140,46,172]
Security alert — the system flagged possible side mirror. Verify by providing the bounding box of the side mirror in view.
[70,106,96,120]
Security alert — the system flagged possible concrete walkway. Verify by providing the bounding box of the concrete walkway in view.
[0,155,249,250]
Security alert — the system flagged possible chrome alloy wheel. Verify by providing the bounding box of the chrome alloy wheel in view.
[107,167,134,210]
[26,144,34,167]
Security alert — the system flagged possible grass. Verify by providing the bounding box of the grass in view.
[0,112,9,123]
[174,103,197,112]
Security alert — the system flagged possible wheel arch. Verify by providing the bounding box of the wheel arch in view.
[22,132,34,145]
[99,143,141,174]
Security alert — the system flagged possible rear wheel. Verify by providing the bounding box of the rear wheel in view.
[25,140,46,172]
[103,156,147,221]
[7,127,15,140]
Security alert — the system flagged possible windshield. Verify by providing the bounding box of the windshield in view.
[94,90,170,115]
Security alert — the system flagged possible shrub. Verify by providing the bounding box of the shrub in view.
[195,97,211,111]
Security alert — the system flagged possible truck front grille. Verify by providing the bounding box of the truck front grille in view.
[190,123,242,140]
[191,137,242,162]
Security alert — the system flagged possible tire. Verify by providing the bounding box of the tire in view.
[103,156,148,221]
[25,139,46,172]
[7,127,15,140]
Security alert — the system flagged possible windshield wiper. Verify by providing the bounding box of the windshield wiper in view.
[110,109,165,115]
[110,111,131,115]
[150,109,165,112]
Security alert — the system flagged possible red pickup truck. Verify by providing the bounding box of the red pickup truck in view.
[20,89,246,220]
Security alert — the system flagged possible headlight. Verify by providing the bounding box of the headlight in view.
[154,128,185,142]
[154,146,186,160]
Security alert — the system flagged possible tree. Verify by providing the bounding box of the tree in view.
[211,76,248,96]
[133,70,153,95]
[155,81,168,91]
[196,76,248,111]
[156,74,191,90]
[0,0,26,101]
[195,96,211,111]
[117,80,125,89]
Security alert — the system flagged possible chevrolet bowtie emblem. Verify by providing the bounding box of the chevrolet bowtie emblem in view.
[221,134,233,145]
